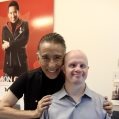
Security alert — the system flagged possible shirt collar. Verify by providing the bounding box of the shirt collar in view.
[56,84,94,100]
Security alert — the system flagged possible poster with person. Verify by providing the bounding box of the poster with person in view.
[0,0,54,101]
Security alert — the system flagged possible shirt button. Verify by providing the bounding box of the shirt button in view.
[75,104,79,108]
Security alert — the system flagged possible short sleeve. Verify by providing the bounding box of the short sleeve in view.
[9,73,27,99]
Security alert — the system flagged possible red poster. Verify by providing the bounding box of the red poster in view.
[0,0,54,82]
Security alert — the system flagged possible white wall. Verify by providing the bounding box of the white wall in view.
[54,0,119,101]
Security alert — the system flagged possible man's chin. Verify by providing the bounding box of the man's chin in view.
[11,20,17,23]
[73,79,83,85]
[42,68,60,79]
[47,72,60,79]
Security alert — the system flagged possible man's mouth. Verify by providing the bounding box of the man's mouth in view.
[47,69,57,73]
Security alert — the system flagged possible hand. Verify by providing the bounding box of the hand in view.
[2,40,10,50]
[35,95,52,118]
[103,96,113,115]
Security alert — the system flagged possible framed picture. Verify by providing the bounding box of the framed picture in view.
[112,71,119,107]
[0,0,54,100]
[0,0,54,81]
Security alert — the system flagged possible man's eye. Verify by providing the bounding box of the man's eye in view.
[69,64,76,68]
[80,64,87,69]
[42,56,49,60]
[54,56,63,61]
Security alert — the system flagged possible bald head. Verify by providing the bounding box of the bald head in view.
[64,50,88,66]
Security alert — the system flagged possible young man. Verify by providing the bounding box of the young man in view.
[40,50,111,119]
[2,1,29,78]
[0,33,112,119]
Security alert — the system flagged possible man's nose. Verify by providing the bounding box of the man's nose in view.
[75,65,82,71]
[11,14,14,18]
[48,59,56,67]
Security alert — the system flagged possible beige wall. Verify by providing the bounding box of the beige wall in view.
[1,0,119,109]
[54,0,119,103]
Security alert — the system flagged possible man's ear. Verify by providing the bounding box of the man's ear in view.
[37,52,40,60]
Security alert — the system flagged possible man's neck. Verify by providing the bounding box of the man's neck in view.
[64,83,86,103]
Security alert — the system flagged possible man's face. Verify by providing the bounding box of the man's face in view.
[8,6,19,23]
[63,50,89,86]
[38,42,65,79]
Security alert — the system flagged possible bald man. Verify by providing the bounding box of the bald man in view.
[40,50,111,119]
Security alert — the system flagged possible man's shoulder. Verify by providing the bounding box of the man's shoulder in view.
[16,67,42,82]
[51,87,65,100]
[10,67,42,87]
[19,19,27,23]
[18,19,28,26]
[22,20,28,25]
[27,67,42,78]
[2,24,8,30]
[88,88,105,103]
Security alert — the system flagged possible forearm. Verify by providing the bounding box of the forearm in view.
[10,35,29,48]
[0,106,42,119]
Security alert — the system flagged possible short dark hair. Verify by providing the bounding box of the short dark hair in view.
[37,32,66,51]
[8,1,19,11]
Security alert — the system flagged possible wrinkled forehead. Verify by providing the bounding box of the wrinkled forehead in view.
[38,41,65,55]
[64,50,88,65]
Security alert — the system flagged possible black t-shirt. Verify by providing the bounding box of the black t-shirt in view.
[10,67,65,110]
